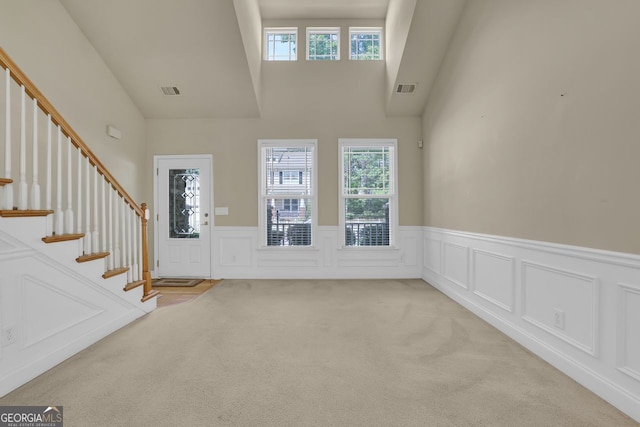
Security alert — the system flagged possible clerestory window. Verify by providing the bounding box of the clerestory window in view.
[349,27,383,60]
[264,27,297,61]
[307,27,340,61]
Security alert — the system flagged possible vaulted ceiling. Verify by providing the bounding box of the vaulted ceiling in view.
[59,0,465,119]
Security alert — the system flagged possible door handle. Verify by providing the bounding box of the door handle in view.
[202,221,209,226]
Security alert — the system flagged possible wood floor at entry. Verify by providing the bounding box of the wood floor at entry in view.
[153,279,220,308]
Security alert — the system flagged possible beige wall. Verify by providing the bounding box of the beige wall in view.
[146,115,422,228]
[422,0,640,255]
[0,0,147,200]
[147,19,424,229]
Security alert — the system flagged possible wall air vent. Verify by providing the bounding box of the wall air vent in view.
[396,83,417,94]
[160,86,181,96]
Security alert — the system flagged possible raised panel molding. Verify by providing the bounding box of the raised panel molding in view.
[213,226,421,278]
[423,238,442,274]
[471,249,515,312]
[422,227,640,423]
[521,261,599,356]
[442,242,469,289]
[22,275,104,348]
[617,283,640,382]
[218,236,252,266]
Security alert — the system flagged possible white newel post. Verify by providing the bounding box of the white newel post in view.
[30,98,40,210]
[92,165,99,252]
[55,127,64,235]
[4,67,13,210]
[18,85,28,210]
[64,137,74,234]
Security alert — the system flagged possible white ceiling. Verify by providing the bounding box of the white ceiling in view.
[59,0,465,119]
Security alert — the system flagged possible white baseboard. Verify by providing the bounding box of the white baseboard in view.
[422,226,640,423]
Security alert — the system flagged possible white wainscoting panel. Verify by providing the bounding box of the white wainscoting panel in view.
[212,226,422,279]
[521,261,599,356]
[472,249,515,312]
[423,237,441,274]
[617,283,640,382]
[0,219,154,398]
[422,226,640,423]
[442,242,469,289]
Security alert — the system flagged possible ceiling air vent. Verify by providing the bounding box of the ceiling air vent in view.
[160,86,181,96]
[396,83,417,94]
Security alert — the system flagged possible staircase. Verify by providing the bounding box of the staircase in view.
[0,47,158,397]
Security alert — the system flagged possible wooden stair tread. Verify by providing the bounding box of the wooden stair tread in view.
[76,252,110,263]
[102,267,129,279]
[141,289,160,302]
[42,233,84,243]
[0,178,13,186]
[123,280,146,292]
[1,209,54,217]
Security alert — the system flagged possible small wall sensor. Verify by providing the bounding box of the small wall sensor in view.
[106,125,122,140]
[417,140,423,149]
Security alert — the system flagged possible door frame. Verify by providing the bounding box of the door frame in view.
[153,154,214,278]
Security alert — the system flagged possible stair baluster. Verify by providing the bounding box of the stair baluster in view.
[18,85,27,210]
[0,46,157,302]
[30,98,40,210]
[55,126,64,234]
[3,68,13,210]
[64,136,73,234]
[84,155,91,255]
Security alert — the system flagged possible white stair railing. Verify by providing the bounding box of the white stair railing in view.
[0,47,156,301]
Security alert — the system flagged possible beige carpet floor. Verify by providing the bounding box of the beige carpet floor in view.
[0,279,637,426]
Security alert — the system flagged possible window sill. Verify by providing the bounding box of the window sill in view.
[337,245,399,252]
[257,246,319,252]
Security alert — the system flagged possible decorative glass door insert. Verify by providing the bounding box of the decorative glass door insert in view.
[169,168,200,239]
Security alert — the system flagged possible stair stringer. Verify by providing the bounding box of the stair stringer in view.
[0,218,156,397]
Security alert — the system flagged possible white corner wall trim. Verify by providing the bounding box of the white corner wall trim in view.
[422,226,640,423]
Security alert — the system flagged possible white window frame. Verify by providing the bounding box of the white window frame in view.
[264,27,298,61]
[258,139,317,248]
[306,27,340,61]
[349,27,383,60]
[339,138,398,248]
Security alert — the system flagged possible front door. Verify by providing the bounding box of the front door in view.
[155,155,212,278]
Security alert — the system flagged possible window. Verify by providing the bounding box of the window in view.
[259,140,317,247]
[340,139,397,247]
[264,28,297,61]
[307,27,340,61]
[280,170,302,185]
[349,27,383,60]
[283,199,299,212]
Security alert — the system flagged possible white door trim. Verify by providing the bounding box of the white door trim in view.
[153,154,214,278]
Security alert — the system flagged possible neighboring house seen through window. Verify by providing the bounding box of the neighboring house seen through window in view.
[259,140,317,247]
